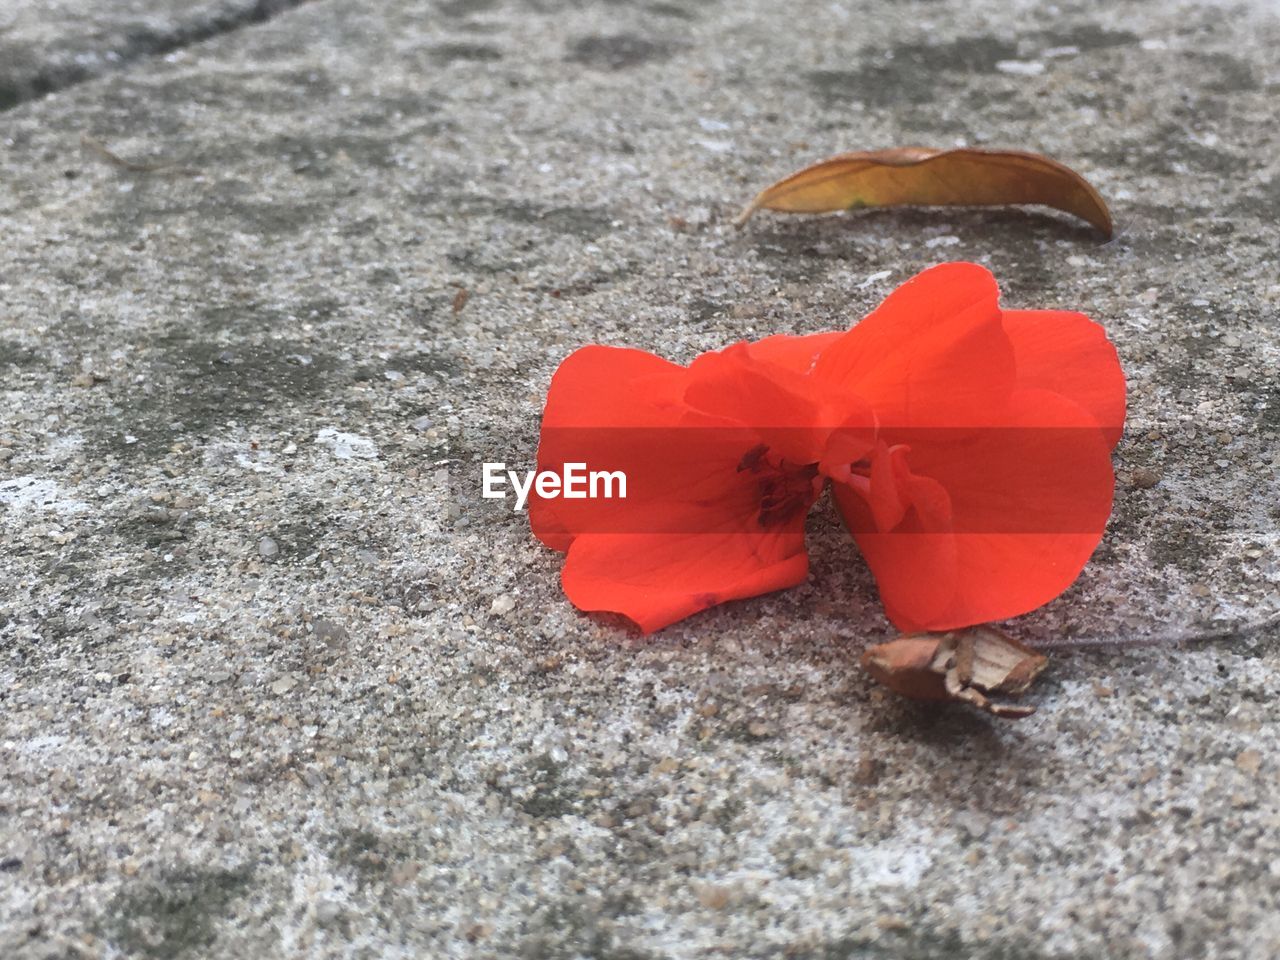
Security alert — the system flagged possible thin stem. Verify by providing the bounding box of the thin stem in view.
[1031,612,1280,650]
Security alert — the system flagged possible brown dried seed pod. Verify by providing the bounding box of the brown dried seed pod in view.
[861,626,1049,719]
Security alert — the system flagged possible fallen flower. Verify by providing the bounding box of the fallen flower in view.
[530,262,1125,633]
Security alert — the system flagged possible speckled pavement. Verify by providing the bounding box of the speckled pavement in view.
[2,1,1278,957]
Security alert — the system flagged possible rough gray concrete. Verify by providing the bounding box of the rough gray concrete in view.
[1,0,1278,957]
[0,1,309,110]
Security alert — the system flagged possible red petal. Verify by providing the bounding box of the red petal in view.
[1003,309,1126,447]
[834,388,1115,630]
[687,343,826,427]
[531,346,690,551]
[865,442,910,532]
[811,263,1016,428]
[685,342,873,466]
[538,344,687,428]
[561,527,810,634]
[532,344,822,632]
[745,331,842,374]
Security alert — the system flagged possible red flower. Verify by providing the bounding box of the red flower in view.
[530,262,1125,634]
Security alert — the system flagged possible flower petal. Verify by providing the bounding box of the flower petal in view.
[1002,309,1126,447]
[744,331,842,375]
[533,344,821,632]
[561,527,810,633]
[834,387,1115,630]
[537,344,688,429]
[685,342,873,466]
[811,262,1016,428]
[531,345,691,551]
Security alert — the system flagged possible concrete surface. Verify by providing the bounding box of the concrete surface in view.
[0,1,308,110]
[1,0,1278,957]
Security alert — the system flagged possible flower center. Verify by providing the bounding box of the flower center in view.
[737,443,822,528]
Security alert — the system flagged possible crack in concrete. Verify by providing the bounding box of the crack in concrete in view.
[0,0,314,113]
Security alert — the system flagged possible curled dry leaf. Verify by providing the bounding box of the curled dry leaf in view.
[734,147,1112,237]
[861,625,1049,719]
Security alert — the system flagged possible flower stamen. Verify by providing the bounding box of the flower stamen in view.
[738,444,823,528]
